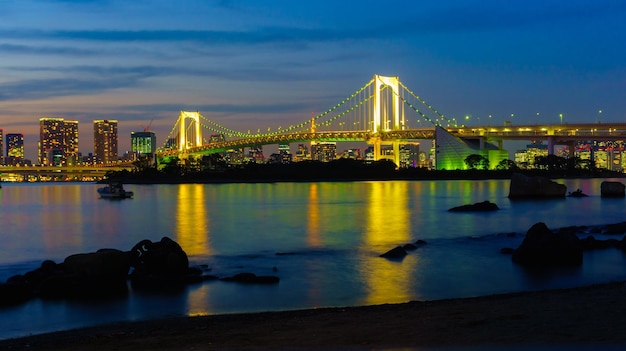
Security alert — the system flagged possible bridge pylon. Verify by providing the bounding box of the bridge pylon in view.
[178,111,203,152]
[371,75,403,167]
[373,75,401,133]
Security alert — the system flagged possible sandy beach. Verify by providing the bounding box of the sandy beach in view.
[2,281,626,350]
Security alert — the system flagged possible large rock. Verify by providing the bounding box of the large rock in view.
[508,173,566,199]
[129,237,189,285]
[601,181,625,198]
[512,222,583,266]
[63,249,130,285]
[380,246,408,259]
[448,200,499,212]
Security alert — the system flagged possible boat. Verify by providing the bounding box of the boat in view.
[97,182,134,199]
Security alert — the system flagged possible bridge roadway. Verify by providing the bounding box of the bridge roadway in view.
[159,123,626,157]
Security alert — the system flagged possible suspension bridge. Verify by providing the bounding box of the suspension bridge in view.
[157,74,626,169]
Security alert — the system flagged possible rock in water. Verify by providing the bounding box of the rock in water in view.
[448,200,499,212]
[380,246,408,259]
[508,173,566,199]
[601,181,625,198]
[512,222,583,267]
[130,237,189,285]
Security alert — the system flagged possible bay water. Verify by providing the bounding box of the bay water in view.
[0,179,625,339]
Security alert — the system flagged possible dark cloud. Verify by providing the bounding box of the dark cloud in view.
[0,65,156,101]
[0,63,327,102]
[0,43,94,56]
[0,27,374,46]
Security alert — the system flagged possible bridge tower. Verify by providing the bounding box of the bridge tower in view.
[178,111,203,152]
[370,74,403,167]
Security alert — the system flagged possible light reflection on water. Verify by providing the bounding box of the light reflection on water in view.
[0,179,625,339]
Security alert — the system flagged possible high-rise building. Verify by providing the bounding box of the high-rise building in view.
[278,143,292,163]
[0,128,3,165]
[311,142,336,162]
[65,120,79,166]
[6,133,24,165]
[94,120,118,164]
[248,145,264,163]
[131,131,157,159]
[39,117,66,166]
[294,144,309,161]
[399,142,420,168]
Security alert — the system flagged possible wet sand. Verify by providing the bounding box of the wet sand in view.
[2,281,626,350]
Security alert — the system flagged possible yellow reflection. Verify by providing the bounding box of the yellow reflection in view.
[175,184,211,256]
[306,183,322,247]
[41,185,82,250]
[186,284,212,316]
[362,181,412,305]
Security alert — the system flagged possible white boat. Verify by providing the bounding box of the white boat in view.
[97,182,133,199]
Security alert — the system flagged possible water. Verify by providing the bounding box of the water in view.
[0,179,625,340]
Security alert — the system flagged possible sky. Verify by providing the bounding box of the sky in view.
[1,0,625,161]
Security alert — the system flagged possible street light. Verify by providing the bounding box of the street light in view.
[559,113,563,125]
[598,109,602,123]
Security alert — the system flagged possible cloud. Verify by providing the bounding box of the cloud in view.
[0,43,94,56]
[0,66,160,101]
[0,26,378,47]
[0,62,332,102]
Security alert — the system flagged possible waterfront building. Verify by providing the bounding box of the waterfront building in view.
[0,128,3,165]
[311,142,336,162]
[514,142,548,169]
[339,149,362,160]
[248,145,264,163]
[364,146,375,162]
[575,140,625,171]
[6,133,24,165]
[65,120,79,166]
[434,127,507,170]
[131,131,157,160]
[278,143,292,163]
[294,144,309,162]
[94,120,118,164]
[224,148,246,165]
[399,142,420,168]
[39,117,67,166]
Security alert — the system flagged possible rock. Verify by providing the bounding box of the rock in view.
[603,222,626,234]
[448,200,499,212]
[130,237,189,276]
[402,243,418,251]
[129,237,189,286]
[415,240,427,245]
[220,273,280,284]
[567,189,588,197]
[601,181,625,198]
[380,246,408,259]
[63,249,130,285]
[508,173,566,198]
[512,222,583,266]
[0,282,33,306]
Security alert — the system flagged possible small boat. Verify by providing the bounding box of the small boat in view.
[97,182,133,199]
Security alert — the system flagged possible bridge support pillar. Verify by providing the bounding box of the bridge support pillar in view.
[568,144,575,158]
[370,137,401,168]
[547,137,555,155]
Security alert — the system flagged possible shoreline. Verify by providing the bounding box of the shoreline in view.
[3,281,626,350]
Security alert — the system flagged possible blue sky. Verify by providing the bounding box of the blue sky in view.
[1,0,625,160]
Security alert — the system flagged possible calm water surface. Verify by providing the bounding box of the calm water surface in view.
[0,179,625,339]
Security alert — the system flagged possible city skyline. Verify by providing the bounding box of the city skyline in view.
[1,1,625,161]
